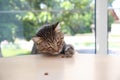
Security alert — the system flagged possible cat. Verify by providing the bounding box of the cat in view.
[31,22,74,57]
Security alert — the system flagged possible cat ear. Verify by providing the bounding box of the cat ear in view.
[32,36,42,43]
[53,22,61,32]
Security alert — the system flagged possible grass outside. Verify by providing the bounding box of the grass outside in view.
[1,41,31,57]
[2,48,30,57]
[109,43,120,48]
[109,34,120,49]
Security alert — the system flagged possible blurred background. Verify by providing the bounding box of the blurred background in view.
[0,0,119,57]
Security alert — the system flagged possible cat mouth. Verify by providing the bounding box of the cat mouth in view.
[51,48,63,55]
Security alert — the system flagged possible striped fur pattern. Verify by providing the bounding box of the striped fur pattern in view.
[31,22,74,57]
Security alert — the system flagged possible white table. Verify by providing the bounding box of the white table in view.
[0,53,120,80]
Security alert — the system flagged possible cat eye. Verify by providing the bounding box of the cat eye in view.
[57,41,61,46]
[47,47,53,50]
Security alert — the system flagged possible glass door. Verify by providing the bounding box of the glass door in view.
[108,0,120,55]
[0,0,95,58]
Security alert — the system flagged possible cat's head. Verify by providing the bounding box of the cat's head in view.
[32,22,64,55]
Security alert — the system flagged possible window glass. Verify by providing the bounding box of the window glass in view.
[108,0,120,54]
[0,0,95,57]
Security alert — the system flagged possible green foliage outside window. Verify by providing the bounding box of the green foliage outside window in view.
[0,0,94,42]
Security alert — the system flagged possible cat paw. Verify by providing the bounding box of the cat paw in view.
[64,44,74,57]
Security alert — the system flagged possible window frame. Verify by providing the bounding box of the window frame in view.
[95,0,108,54]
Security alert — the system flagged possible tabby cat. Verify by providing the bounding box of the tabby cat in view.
[31,22,74,57]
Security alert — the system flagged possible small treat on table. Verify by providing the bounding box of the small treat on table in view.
[44,72,48,75]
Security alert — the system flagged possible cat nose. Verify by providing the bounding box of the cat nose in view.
[53,47,59,52]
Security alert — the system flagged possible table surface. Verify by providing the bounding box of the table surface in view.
[0,53,120,80]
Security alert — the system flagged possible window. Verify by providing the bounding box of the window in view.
[0,0,95,57]
[95,0,108,54]
[108,0,120,55]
